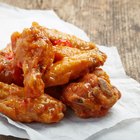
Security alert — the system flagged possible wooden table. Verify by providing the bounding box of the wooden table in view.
[0,0,139,139]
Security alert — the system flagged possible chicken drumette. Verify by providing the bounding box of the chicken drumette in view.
[61,68,121,118]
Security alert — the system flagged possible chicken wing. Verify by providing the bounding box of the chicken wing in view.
[44,49,107,87]
[61,68,121,118]
[11,23,54,98]
[32,22,96,50]
[0,82,65,123]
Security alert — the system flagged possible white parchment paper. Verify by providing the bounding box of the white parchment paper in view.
[0,3,140,140]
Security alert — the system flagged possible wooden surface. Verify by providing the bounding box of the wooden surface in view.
[0,0,139,140]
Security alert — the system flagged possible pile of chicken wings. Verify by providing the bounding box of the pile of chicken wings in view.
[0,23,121,123]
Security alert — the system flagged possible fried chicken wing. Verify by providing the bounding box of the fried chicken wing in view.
[11,23,54,98]
[32,22,96,50]
[0,82,65,123]
[61,68,121,118]
[44,49,107,87]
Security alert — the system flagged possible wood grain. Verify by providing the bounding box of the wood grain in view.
[0,0,139,139]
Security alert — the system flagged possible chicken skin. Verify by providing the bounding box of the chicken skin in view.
[0,82,65,123]
[61,68,121,118]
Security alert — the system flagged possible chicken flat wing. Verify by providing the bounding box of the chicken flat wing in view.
[61,68,121,118]
[11,23,54,98]
[0,82,65,123]
[44,49,107,87]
